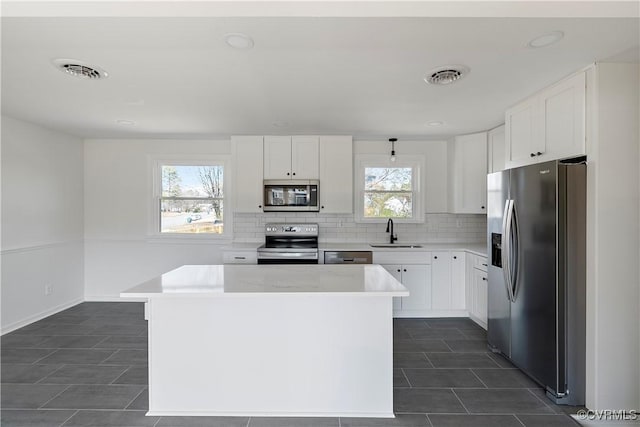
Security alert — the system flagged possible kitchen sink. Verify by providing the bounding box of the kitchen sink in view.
[369,244,423,248]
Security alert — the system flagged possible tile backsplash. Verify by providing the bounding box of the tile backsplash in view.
[233,213,486,244]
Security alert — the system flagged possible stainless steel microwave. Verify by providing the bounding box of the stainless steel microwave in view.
[263,180,320,212]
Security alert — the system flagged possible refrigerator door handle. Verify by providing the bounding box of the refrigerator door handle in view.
[501,200,514,302]
[510,201,520,302]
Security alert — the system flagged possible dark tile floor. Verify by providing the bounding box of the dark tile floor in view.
[1,303,583,427]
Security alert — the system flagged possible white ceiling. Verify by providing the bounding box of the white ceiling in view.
[2,8,639,139]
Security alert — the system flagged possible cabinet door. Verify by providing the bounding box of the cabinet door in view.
[505,98,539,169]
[319,136,352,213]
[431,252,451,309]
[450,133,487,214]
[401,265,432,311]
[233,136,264,212]
[291,136,319,179]
[450,251,466,310]
[472,268,488,327]
[264,136,292,179]
[382,264,403,311]
[539,72,586,161]
[425,140,448,212]
[488,125,506,173]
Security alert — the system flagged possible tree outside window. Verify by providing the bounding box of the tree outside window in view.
[160,165,224,234]
[364,167,413,218]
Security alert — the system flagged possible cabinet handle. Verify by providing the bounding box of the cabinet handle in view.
[287,172,290,176]
[321,206,325,209]
[293,172,296,176]
[258,205,262,208]
[482,263,488,266]
[403,269,407,272]
[482,277,487,281]
[453,256,457,259]
[234,256,246,260]
[530,153,536,157]
[481,206,485,209]
[536,151,542,156]
[397,269,401,272]
[434,256,438,259]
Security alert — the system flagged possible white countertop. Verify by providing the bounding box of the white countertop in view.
[121,264,409,298]
[318,242,488,257]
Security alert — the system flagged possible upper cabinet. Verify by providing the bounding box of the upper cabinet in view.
[264,136,319,180]
[448,132,488,214]
[505,71,586,169]
[233,135,264,213]
[487,125,506,174]
[319,136,353,213]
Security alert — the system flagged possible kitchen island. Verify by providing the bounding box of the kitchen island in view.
[121,264,408,418]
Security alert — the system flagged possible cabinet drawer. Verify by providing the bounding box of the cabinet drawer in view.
[472,255,488,272]
[223,251,257,264]
[373,251,431,265]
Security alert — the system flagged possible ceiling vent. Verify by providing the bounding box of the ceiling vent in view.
[52,59,108,80]
[424,65,470,85]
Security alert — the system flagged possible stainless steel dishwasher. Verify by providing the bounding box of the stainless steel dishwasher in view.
[324,251,372,264]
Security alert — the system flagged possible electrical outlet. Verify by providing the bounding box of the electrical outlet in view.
[45,284,53,295]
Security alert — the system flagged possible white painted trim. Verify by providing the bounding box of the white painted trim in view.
[1,297,84,335]
[83,237,231,246]
[394,309,469,318]
[0,239,83,255]
[146,411,395,418]
[84,295,147,303]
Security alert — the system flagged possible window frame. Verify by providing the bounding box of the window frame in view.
[148,155,232,241]
[355,154,424,223]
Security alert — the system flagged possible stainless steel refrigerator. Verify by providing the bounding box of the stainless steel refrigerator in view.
[487,158,586,406]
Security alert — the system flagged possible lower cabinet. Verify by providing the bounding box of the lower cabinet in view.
[431,251,466,310]
[381,264,432,312]
[467,253,488,329]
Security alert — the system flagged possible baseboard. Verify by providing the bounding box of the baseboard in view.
[393,310,469,318]
[84,295,147,302]
[1,297,84,335]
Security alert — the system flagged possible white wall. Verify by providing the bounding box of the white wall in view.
[585,63,640,411]
[1,116,84,333]
[83,138,232,300]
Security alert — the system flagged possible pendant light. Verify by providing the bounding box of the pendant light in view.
[389,138,397,162]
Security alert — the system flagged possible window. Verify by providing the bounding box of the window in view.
[355,155,423,222]
[151,158,230,237]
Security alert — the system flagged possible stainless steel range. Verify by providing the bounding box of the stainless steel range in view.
[257,223,319,264]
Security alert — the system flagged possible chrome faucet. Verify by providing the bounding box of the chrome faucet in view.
[386,218,398,244]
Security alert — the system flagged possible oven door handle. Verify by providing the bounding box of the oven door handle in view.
[257,252,319,260]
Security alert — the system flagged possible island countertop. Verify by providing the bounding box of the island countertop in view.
[120,264,409,298]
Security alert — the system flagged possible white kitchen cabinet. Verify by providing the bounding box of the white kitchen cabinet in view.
[424,140,448,212]
[431,252,451,310]
[431,251,466,310]
[381,264,432,312]
[448,132,488,214]
[487,125,506,173]
[467,253,488,329]
[263,135,319,180]
[450,251,466,310]
[319,136,353,213]
[232,136,264,213]
[505,71,586,169]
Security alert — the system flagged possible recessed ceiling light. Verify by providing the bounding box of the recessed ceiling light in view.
[527,31,564,48]
[426,121,444,127]
[52,58,108,79]
[424,65,470,86]
[116,119,136,126]
[224,33,254,50]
